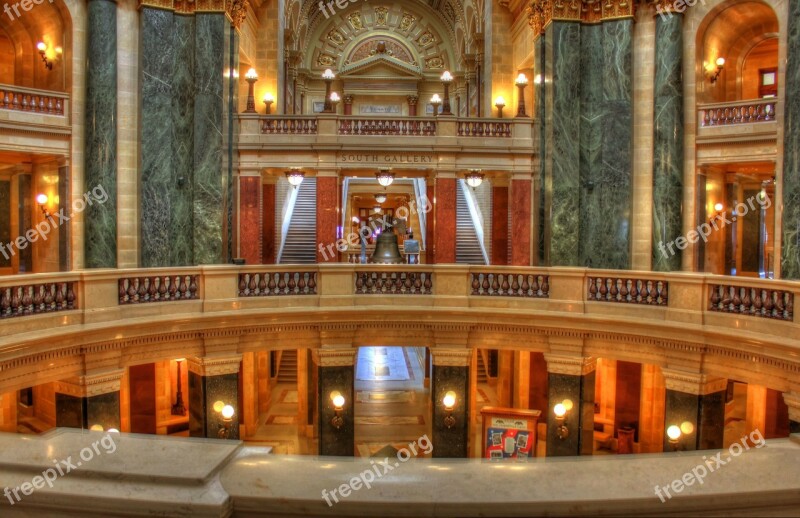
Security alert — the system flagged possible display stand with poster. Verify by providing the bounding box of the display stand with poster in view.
[480,407,541,461]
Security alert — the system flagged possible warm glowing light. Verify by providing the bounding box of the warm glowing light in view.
[322,68,336,80]
[330,92,341,102]
[332,395,345,409]
[286,169,305,187]
[667,425,682,441]
[221,405,235,420]
[466,170,484,189]
[430,94,442,104]
[562,399,574,412]
[534,74,543,85]
[213,400,225,413]
[36,194,48,205]
[263,93,274,103]
[553,403,566,418]
[245,68,258,80]
[55,47,62,55]
[376,170,395,188]
[37,42,47,52]
[89,424,103,432]
[351,216,360,223]
[107,428,120,434]
[715,57,726,68]
[440,70,453,82]
[494,96,506,107]
[680,421,695,435]
[443,391,457,409]
[375,193,387,204]
[515,73,529,86]
[714,203,724,212]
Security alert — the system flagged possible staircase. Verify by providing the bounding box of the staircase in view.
[279,178,317,264]
[456,184,486,264]
[276,350,298,383]
[477,350,491,383]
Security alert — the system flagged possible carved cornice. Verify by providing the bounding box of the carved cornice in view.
[431,348,472,367]
[783,392,800,422]
[662,369,727,395]
[54,369,125,398]
[314,348,357,367]
[187,355,243,377]
[543,354,596,376]
[527,0,634,34]
[138,0,248,28]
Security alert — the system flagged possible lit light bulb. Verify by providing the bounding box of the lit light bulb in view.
[562,399,574,412]
[715,57,726,68]
[667,425,682,441]
[36,193,48,205]
[213,400,225,413]
[714,203,724,212]
[221,405,235,420]
[245,68,258,80]
[515,73,529,86]
[553,403,566,418]
[443,391,457,409]
[680,421,695,435]
[37,42,47,52]
[107,428,120,434]
[89,424,103,432]
[263,93,274,103]
[431,94,442,103]
[322,69,336,80]
[494,96,506,107]
[440,70,453,82]
[330,92,340,102]
[332,395,345,409]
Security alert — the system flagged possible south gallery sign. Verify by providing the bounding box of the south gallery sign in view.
[339,153,434,164]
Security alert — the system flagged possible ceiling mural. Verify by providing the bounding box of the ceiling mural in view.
[303,3,458,76]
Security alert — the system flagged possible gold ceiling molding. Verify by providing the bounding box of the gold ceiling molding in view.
[54,369,125,398]
[527,0,635,35]
[138,0,249,28]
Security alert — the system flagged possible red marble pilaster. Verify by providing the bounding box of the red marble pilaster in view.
[317,176,338,263]
[510,179,532,266]
[492,186,509,265]
[262,183,276,264]
[434,178,456,264]
[238,176,261,264]
[426,183,435,263]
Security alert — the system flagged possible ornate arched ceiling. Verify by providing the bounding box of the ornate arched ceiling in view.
[285,0,484,72]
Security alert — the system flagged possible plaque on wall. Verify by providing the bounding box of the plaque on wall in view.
[359,104,401,114]
[312,101,326,113]
[480,407,541,461]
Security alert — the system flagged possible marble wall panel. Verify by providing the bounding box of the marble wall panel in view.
[238,177,261,264]
[546,371,594,456]
[491,186,508,265]
[316,177,338,263]
[0,180,9,268]
[434,178,456,264]
[511,179,532,266]
[18,175,31,272]
[262,184,275,264]
[783,0,800,278]
[58,164,69,271]
[318,366,354,457]
[432,365,468,458]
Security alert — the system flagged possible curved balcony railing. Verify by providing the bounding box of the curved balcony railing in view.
[260,115,318,134]
[0,84,68,116]
[338,116,437,136]
[698,98,777,127]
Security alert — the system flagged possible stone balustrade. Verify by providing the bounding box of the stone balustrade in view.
[260,116,318,134]
[337,117,437,136]
[0,84,67,116]
[457,118,512,137]
[698,99,777,127]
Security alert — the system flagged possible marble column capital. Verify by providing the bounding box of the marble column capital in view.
[313,348,357,367]
[55,369,125,398]
[544,354,596,376]
[662,369,726,395]
[188,354,242,377]
[430,348,471,367]
[783,392,800,422]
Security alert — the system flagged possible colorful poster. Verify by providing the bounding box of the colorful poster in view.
[486,427,531,460]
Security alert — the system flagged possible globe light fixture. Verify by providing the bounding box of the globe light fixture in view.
[286,169,305,189]
[322,69,336,112]
[465,170,484,190]
[515,73,530,117]
[440,70,454,115]
[244,68,258,113]
[376,170,395,188]
[263,93,274,115]
[494,96,506,118]
[430,94,442,117]
[711,57,725,84]
[375,193,387,204]
[443,391,457,428]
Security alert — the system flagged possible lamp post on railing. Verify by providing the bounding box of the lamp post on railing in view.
[322,69,336,113]
[431,94,441,117]
[244,68,258,113]
[440,71,453,115]
[515,73,529,117]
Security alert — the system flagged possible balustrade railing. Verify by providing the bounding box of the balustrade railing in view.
[354,271,433,295]
[261,117,318,134]
[470,272,550,298]
[699,99,776,127]
[238,271,318,296]
[118,275,199,304]
[457,119,512,137]
[709,284,793,321]
[0,85,66,116]
[338,117,437,136]
[588,276,668,306]
[0,282,75,318]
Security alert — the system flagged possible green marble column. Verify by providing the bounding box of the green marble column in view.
[140,7,178,267]
[84,0,117,268]
[192,13,228,265]
[535,35,547,264]
[652,13,684,272]
[544,21,582,266]
[781,0,800,278]
[0,180,9,268]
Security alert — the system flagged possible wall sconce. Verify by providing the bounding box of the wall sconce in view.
[465,169,484,190]
[171,358,187,416]
[710,202,724,223]
[35,193,50,218]
[442,391,457,429]
[286,169,305,189]
[37,42,61,70]
[376,169,395,188]
[440,70,453,115]
[215,402,235,439]
[322,68,336,113]
[330,92,341,112]
[263,93,274,115]
[515,73,529,117]
[710,57,725,84]
[494,96,506,118]
[666,421,694,451]
[430,94,442,117]
[244,68,258,113]
[89,424,119,433]
[553,399,573,440]
[330,391,345,429]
